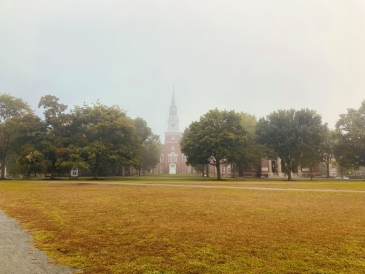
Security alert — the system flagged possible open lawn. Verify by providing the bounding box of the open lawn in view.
[0,178,365,273]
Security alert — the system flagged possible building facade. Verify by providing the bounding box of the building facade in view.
[154,93,191,174]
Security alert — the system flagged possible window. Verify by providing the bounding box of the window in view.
[160,166,163,173]
[160,154,164,162]
[154,167,158,173]
[227,167,231,173]
[168,152,178,162]
[182,166,186,173]
[222,167,225,174]
[172,135,175,140]
[171,146,175,151]
[182,154,187,162]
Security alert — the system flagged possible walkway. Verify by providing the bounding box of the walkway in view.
[0,210,80,274]
[59,181,365,193]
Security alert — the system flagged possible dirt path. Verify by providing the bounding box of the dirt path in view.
[53,180,365,193]
[0,210,80,274]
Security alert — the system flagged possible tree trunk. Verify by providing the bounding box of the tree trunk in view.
[122,166,125,176]
[216,160,221,180]
[256,165,262,177]
[238,163,244,177]
[94,171,98,179]
[288,171,292,181]
[0,154,6,179]
[326,163,330,178]
[310,167,313,180]
[205,164,209,177]
[202,166,205,177]
[287,161,292,181]
[50,162,56,180]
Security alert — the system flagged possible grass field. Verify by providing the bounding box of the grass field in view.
[0,177,365,273]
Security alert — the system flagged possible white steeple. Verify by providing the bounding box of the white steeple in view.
[167,87,179,132]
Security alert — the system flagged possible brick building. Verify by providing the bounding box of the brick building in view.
[153,93,191,174]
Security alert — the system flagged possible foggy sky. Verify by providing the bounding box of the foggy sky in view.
[1,1,365,140]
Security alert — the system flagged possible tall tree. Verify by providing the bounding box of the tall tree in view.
[134,117,152,144]
[335,101,365,169]
[228,112,267,177]
[181,109,246,180]
[256,109,323,180]
[140,134,161,175]
[38,95,72,179]
[74,102,140,179]
[0,93,32,179]
[134,117,161,175]
[320,127,336,178]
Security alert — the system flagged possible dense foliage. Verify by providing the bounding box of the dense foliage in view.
[181,109,247,180]
[0,94,32,179]
[256,109,324,180]
[335,101,365,169]
[1,94,160,179]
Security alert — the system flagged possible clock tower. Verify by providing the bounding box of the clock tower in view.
[154,90,190,175]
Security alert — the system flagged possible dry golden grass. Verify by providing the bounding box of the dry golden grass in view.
[0,180,365,273]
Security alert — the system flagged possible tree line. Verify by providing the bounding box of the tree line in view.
[2,93,364,181]
[181,101,365,180]
[0,94,161,179]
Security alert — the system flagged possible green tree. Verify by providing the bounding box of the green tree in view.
[180,127,211,176]
[300,146,323,180]
[331,160,353,178]
[10,114,45,176]
[38,95,73,179]
[134,117,161,175]
[74,102,139,179]
[320,127,337,178]
[140,134,161,175]
[181,109,246,180]
[134,117,152,144]
[335,101,365,169]
[16,143,46,177]
[256,109,323,180]
[0,93,32,179]
[228,112,268,177]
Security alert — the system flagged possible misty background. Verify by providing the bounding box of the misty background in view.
[1,1,364,139]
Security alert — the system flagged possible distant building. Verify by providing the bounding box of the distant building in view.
[0,165,7,178]
[154,92,320,178]
[153,92,191,174]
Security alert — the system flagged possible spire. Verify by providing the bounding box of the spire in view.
[171,86,176,106]
[167,87,179,132]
